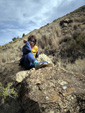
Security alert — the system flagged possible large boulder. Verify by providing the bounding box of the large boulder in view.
[20,66,85,113]
[16,54,54,83]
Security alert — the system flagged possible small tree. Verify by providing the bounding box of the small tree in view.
[22,33,25,37]
[12,37,17,41]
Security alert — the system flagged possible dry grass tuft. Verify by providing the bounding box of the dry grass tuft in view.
[72,23,79,30]
[66,58,85,74]
[73,16,85,23]
[37,33,59,50]
[53,26,61,37]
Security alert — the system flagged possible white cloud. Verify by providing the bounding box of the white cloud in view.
[0,0,85,45]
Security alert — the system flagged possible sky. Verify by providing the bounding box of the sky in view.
[0,0,85,45]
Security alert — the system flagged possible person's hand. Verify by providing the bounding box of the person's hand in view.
[23,39,26,43]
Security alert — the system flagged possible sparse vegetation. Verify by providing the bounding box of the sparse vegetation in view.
[22,33,25,37]
[60,32,85,49]
[53,26,61,37]
[12,36,20,42]
[0,82,18,101]
[66,58,85,74]
[17,36,20,39]
[74,34,85,48]
[2,58,6,63]
[73,15,85,23]
[72,23,79,30]
[12,37,17,41]
[0,45,2,49]
[38,33,59,50]
[53,19,57,22]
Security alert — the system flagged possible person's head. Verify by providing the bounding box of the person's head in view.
[28,35,37,48]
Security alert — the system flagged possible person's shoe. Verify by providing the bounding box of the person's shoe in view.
[35,61,48,69]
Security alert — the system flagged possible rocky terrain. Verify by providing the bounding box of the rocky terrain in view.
[20,66,85,113]
[0,57,85,113]
[0,5,85,113]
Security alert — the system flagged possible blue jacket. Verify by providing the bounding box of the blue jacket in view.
[19,41,39,70]
[22,41,31,55]
[19,41,33,69]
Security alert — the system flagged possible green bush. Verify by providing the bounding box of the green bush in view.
[0,82,18,100]
[69,34,85,48]
[76,35,85,48]
[22,33,25,37]
[12,37,17,41]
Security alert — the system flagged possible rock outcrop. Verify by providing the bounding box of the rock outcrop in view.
[20,66,85,113]
[0,53,85,113]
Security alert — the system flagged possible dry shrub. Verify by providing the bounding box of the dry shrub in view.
[59,35,70,44]
[0,53,2,63]
[53,26,61,37]
[38,35,47,49]
[48,34,59,48]
[37,33,59,49]
[72,23,79,30]
[39,27,46,34]
[36,33,41,40]
[46,26,53,33]
[80,24,85,31]
[66,58,85,74]
[72,29,81,38]
[72,30,85,48]
[57,58,85,74]
[37,35,45,49]
[73,16,85,23]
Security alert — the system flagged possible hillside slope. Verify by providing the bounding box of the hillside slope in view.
[0,6,85,113]
[0,5,85,73]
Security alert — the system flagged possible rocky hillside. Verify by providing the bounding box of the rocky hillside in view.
[0,6,85,73]
[0,6,85,113]
[0,54,85,113]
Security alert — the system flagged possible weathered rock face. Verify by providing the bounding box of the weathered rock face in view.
[0,54,54,113]
[0,54,85,113]
[20,66,85,113]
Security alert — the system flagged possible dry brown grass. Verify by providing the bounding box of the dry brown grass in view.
[72,23,79,30]
[56,58,85,74]
[53,26,61,37]
[59,35,65,43]
[66,58,85,74]
[37,32,59,50]
[73,16,85,23]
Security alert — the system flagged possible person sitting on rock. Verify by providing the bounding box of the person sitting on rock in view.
[19,35,48,70]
